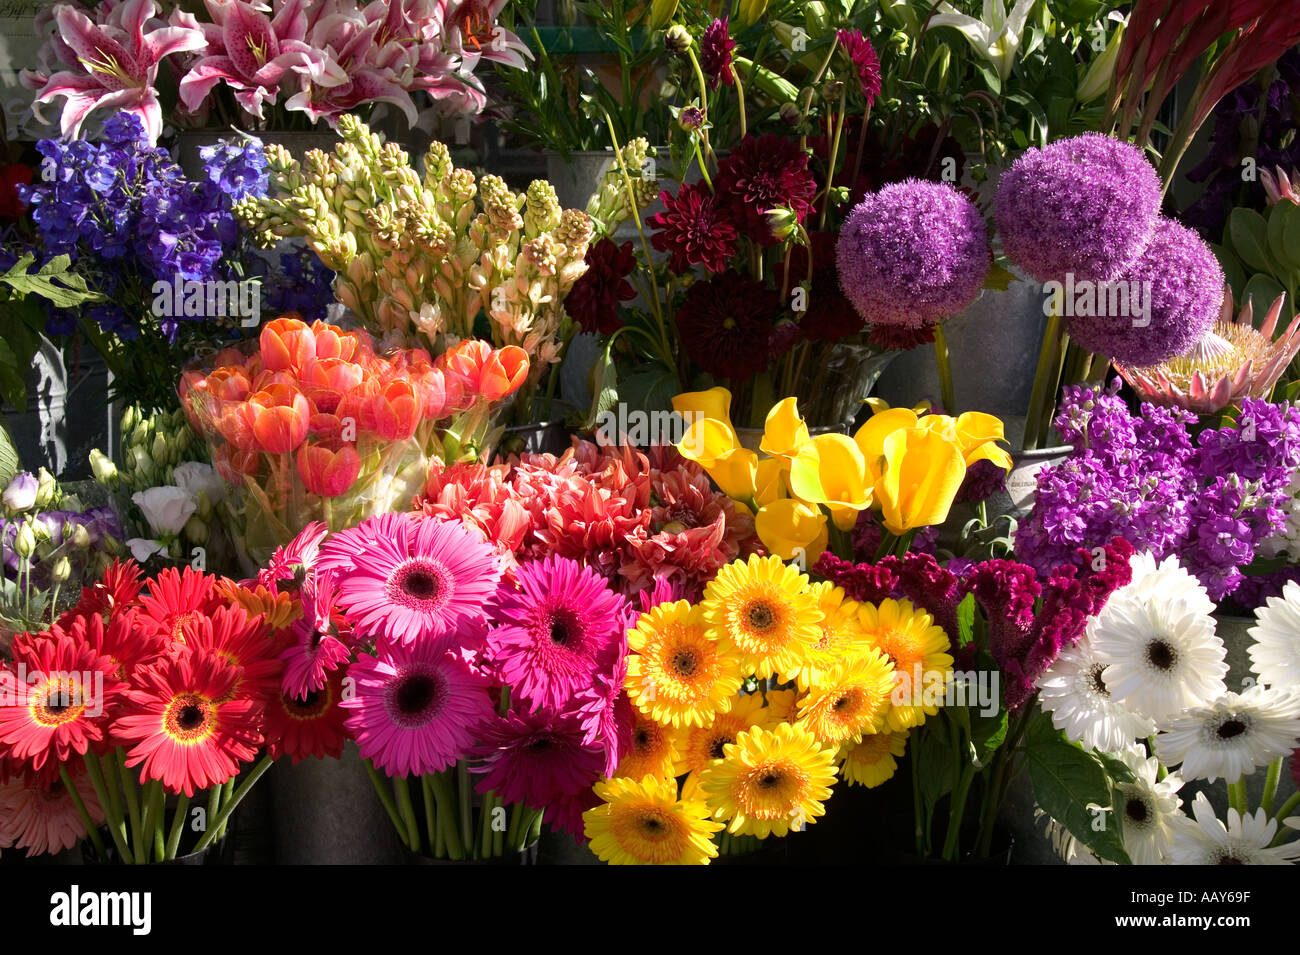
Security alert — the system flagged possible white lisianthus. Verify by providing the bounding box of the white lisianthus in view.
[132,486,197,537]
[125,538,168,563]
[172,461,226,505]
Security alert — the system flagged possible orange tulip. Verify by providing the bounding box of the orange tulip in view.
[213,443,260,484]
[296,442,362,497]
[336,379,382,435]
[367,379,422,440]
[260,315,316,373]
[310,320,360,362]
[300,358,365,415]
[207,366,251,401]
[214,400,257,451]
[411,367,448,420]
[481,345,529,400]
[248,384,311,454]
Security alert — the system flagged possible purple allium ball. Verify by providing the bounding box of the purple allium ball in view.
[1066,217,1224,367]
[837,179,990,329]
[995,133,1161,283]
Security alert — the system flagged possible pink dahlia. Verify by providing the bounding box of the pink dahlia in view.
[341,638,494,778]
[838,29,882,106]
[715,135,818,246]
[486,555,627,712]
[470,707,605,808]
[414,460,532,579]
[319,513,502,646]
[648,182,739,275]
[0,766,103,857]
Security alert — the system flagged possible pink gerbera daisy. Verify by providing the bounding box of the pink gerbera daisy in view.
[341,638,494,778]
[258,521,329,593]
[470,708,605,809]
[279,618,353,700]
[486,555,627,712]
[573,646,635,777]
[319,513,501,645]
[0,766,104,857]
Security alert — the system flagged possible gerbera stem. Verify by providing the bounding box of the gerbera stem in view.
[457,762,473,856]
[421,775,438,856]
[60,765,106,861]
[430,771,465,860]
[1270,792,1300,832]
[479,790,498,858]
[117,749,141,855]
[137,780,162,864]
[505,802,523,850]
[194,754,274,853]
[215,777,236,841]
[363,759,410,849]
[1261,758,1283,817]
[933,324,956,414]
[165,794,189,861]
[942,763,977,861]
[83,753,130,862]
[393,776,423,855]
[1228,779,1248,816]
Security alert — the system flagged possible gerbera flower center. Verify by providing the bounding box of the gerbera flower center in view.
[709,734,734,759]
[637,809,673,839]
[670,648,700,676]
[1215,717,1249,740]
[31,680,87,726]
[1124,797,1150,825]
[164,693,215,741]
[286,689,329,719]
[1214,851,1247,866]
[1088,664,1110,697]
[548,611,579,646]
[1145,639,1178,671]
[387,558,450,613]
[745,601,777,633]
[384,667,446,728]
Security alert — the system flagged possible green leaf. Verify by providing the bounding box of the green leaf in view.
[583,344,620,431]
[969,707,1008,768]
[0,420,20,486]
[956,592,976,648]
[1212,242,1247,295]
[0,253,103,309]
[1093,750,1137,785]
[617,363,680,416]
[1275,200,1300,272]
[1242,273,1289,322]
[1025,711,1131,864]
[975,60,1001,96]
[1228,207,1281,277]
[0,336,25,411]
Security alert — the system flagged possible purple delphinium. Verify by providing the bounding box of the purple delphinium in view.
[995,133,1161,283]
[1066,217,1224,367]
[1017,382,1300,604]
[837,178,990,332]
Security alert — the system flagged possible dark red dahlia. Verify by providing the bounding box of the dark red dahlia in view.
[837,29,882,106]
[566,239,636,335]
[715,135,817,247]
[648,183,738,275]
[700,18,735,90]
[675,271,779,381]
[778,231,864,341]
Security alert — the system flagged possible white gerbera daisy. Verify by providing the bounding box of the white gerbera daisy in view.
[1154,685,1300,783]
[1125,552,1216,617]
[1089,588,1227,723]
[1248,580,1300,688]
[1113,745,1184,865]
[1036,808,1107,865]
[1168,792,1300,865]
[1037,637,1156,753]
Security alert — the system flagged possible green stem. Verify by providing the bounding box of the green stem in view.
[82,753,130,862]
[911,742,925,855]
[818,85,849,232]
[479,790,497,858]
[363,759,411,850]
[430,771,465,861]
[422,775,438,856]
[1270,792,1300,834]
[165,794,189,861]
[934,324,955,413]
[193,754,274,852]
[137,780,161,864]
[97,751,130,855]
[943,763,977,861]
[393,776,423,855]
[152,788,166,861]
[214,777,236,841]
[729,63,748,140]
[60,765,106,860]
[1023,308,1064,451]
[1228,779,1248,816]
[457,762,473,857]
[1261,758,1283,818]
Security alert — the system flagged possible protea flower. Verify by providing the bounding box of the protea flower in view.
[1115,290,1300,414]
[1261,167,1300,206]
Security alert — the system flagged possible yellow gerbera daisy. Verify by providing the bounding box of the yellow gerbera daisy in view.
[796,648,896,745]
[671,692,774,779]
[763,687,800,723]
[858,598,953,731]
[584,776,723,865]
[701,554,822,680]
[626,601,743,727]
[837,731,908,788]
[615,711,678,780]
[784,582,872,685]
[697,722,837,838]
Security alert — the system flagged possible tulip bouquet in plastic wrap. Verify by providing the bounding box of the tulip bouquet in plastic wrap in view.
[233,115,592,420]
[180,315,527,570]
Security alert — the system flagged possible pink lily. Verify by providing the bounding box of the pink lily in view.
[175,0,331,122]
[21,0,206,142]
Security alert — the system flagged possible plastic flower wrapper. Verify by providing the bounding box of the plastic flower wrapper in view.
[180,315,527,571]
[673,387,1011,563]
[233,116,591,419]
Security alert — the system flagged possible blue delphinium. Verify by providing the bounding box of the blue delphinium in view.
[1015,380,1300,605]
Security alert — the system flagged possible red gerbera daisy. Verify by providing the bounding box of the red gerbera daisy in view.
[486,555,626,712]
[58,558,144,625]
[675,270,780,381]
[565,239,637,335]
[470,707,605,809]
[181,605,282,701]
[0,765,104,857]
[0,633,124,773]
[715,135,818,246]
[137,566,224,644]
[319,513,502,646]
[263,671,349,765]
[51,606,166,681]
[114,649,264,797]
[648,182,739,275]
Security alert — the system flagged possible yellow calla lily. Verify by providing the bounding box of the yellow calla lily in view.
[759,397,811,463]
[789,433,872,525]
[672,386,734,428]
[863,397,933,417]
[755,457,787,507]
[707,447,760,503]
[917,411,1013,471]
[854,408,920,483]
[676,416,739,469]
[756,498,828,562]
[876,427,968,534]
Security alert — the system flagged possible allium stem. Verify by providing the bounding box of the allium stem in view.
[1023,307,1065,450]
[934,323,955,413]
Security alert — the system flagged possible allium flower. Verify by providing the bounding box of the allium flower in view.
[565,239,636,335]
[1067,217,1225,367]
[648,182,738,275]
[699,17,735,89]
[837,29,882,105]
[0,768,103,857]
[994,132,1162,283]
[838,179,990,332]
[675,271,779,381]
[715,135,818,246]
[1154,685,1300,783]
[1168,792,1300,865]
[341,638,493,778]
[1116,291,1300,414]
[319,513,501,646]
[487,555,626,712]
